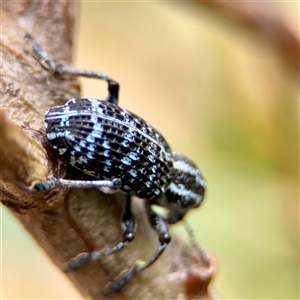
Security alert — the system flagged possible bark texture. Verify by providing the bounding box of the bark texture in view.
[0,2,216,299]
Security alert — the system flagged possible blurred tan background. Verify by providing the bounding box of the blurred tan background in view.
[2,2,298,299]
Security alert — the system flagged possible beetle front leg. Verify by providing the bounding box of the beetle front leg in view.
[25,34,119,105]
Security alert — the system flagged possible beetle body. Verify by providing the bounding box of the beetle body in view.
[45,98,173,200]
[45,97,205,222]
[27,33,207,294]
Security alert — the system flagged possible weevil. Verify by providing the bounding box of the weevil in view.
[26,34,206,294]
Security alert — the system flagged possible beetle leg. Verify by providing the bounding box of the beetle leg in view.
[32,177,121,194]
[25,34,119,105]
[55,64,119,105]
[25,33,56,71]
[63,195,136,272]
[104,200,171,294]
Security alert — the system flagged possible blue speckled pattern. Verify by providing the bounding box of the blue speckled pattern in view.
[45,97,173,199]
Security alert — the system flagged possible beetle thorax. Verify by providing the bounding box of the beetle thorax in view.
[160,153,206,223]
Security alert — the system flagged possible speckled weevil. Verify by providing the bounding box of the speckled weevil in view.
[26,34,206,294]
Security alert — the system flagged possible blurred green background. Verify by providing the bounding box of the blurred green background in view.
[2,2,298,299]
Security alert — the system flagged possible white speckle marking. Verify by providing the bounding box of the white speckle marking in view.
[56,132,65,138]
[90,115,98,123]
[58,148,67,155]
[152,165,158,173]
[47,132,56,140]
[80,140,87,148]
[79,156,88,164]
[93,122,102,131]
[70,156,77,165]
[145,181,152,188]
[122,140,129,147]
[149,174,156,182]
[121,157,132,165]
[105,159,112,166]
[87,144,96,152]
[86,133,95,143]
[124,132,134,141]
[103,140,110,149]
[129,151,139,161]
[63,106,70,113]
[87,152,94,159]
[65,130,75,141]
[154,189,160,196]
[74,145,81,152]
[136,147,143,154]
[67,98,77,105]
[148,155,155,163]
[128,169,138,177]
[149,147,156,156]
